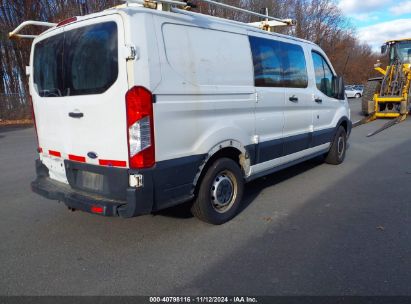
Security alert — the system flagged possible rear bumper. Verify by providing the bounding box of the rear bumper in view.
[31,176,123,216]
[31,159,154,217]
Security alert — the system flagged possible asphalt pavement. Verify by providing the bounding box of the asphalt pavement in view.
[0,99,410,296]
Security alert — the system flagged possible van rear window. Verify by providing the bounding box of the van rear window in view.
[33,22,118,97]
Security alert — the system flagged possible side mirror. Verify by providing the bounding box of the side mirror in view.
[332,76,345,100]
[381,44,388,55]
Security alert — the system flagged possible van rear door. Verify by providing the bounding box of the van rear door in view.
[31,14,129,184]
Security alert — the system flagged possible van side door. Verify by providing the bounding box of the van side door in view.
[248,35,285,165]
[282,43,313,155]
[310,50,340,146]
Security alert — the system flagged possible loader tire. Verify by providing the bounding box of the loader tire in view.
[362,78,382,116]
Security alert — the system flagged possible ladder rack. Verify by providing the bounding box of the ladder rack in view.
[9,21,56,39]
[123,0,296,28]
[9,0,295,40]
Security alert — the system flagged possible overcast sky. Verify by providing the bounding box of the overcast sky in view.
[338,0,411,50]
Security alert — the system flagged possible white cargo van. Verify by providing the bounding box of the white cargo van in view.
[20,3,351,224]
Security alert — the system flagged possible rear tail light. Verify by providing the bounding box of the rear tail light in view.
[30,96,41,153]
[126,86,155,169]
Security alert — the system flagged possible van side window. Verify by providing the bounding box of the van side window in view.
[283,44,308,88]
[249,36,308,88]
[249,36,284,87]
[312,52,334,97]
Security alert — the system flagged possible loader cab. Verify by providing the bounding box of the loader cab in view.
[382,40,411,65]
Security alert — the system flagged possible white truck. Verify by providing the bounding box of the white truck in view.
[12,1,351,224]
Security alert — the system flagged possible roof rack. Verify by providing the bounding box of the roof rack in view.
[9,21,56,39]
[9,0,294,40]
[123,0,296,29]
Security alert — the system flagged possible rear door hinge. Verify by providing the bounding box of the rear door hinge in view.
[124,45,139,61]
[255,92,259,103]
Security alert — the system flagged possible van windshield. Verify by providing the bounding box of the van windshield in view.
[33,22,118,97]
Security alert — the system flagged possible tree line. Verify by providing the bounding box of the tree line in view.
[0,0,379,120]
[194,0,379,83]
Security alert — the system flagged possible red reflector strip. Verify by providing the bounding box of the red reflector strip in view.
[91,205,104,214]
[99,159,127,167]
[38,147,43,153]
[68,154,86,163]
[49,150,61,157]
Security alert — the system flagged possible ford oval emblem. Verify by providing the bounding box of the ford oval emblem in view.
[87,152,98,159]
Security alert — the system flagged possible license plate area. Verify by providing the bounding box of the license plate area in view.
[64,160,128,200]
[77,171,105,192]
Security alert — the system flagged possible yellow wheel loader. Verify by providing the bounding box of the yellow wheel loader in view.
[356,39,411,136]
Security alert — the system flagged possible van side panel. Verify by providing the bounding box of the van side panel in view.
[246,33,346,178]
[127,12,162,91]
[308,46,351,137]
[248,33,286,165]
[150,18,255,210]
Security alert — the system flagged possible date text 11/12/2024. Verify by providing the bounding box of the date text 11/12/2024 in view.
[149,297,258,303]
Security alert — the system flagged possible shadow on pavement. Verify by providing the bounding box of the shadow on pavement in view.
[172,139,411,295]
[155,156,325,220]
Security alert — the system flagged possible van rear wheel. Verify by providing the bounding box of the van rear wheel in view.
[191,158,244,225]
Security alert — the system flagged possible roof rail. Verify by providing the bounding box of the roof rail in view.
[194,0,294,26]
[9,21,56,40]
[124,0,190,8]
[123,0,296,28]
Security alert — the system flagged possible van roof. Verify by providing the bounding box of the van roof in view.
[122,5,316,46]
[39,5,316,47]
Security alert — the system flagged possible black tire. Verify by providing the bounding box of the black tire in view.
[325,126,347,165]
[355,93,361,98]
[191,158,244,225]
[362,78,381,115]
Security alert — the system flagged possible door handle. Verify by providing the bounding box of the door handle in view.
[68,112,84,118]
[289,96,299,102]
[314,98,322,104]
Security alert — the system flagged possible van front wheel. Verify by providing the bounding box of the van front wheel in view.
[325,126,347,165]
[191,158,244,225]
